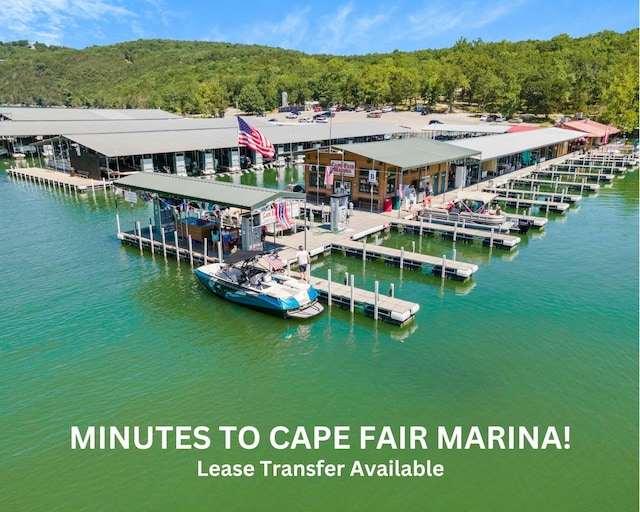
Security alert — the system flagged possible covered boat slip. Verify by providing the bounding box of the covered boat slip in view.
[115,172,306,252]
[113,173,427,325]
[114,172,305,211]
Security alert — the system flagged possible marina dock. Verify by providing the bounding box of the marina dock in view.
[499,176,597,195]
[310,276,420,326]
[481,185,583,204]
[6,166,111,192]
[390,217,521,250]
[533,167,615,183]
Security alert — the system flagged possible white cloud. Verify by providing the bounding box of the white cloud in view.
[0,0,140,46]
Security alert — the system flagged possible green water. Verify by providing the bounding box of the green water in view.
[1,163,637,511]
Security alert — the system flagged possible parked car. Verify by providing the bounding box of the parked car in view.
[256,111,266,117]
[286,111,299,119]
[508,117,523,123]
[420,108,431,115]
[428,119,443,125]
[495,115,506,122]
[481,114,497,122]
[314,116,328,123]
[381,106,394,112]
[298,117,313,123]
[367,110,382,118]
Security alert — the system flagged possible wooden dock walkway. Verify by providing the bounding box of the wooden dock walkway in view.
[310,275,420,326]
[535,167,615,182]
[389,217,521,251]
[481,186,583,204]
[503,176,599,193]
[331,238,479,279]
[118,228,422,326]
[6,166,111,192]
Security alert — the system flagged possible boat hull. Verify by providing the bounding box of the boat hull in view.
[194,265,324,319]
[421,207,506,226]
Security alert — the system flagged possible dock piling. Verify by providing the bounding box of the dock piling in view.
[350,275,355,313]
[136,222,142,252]
[374,281,379,321]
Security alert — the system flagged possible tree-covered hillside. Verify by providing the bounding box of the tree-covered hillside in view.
[0,30,637,132]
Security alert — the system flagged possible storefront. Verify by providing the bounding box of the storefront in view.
[301,139,481,210]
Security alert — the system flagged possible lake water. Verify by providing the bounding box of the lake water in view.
[1,160,637,511]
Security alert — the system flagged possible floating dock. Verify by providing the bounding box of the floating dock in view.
[310,275,420,327]
[331,238,479,279]
[6,166,111,192]
[481,186,582,204]
[533,167,615,183]
[504,176,598,194]
[389,217,520,251]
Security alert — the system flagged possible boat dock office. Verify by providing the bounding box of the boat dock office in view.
[299,138,483,210]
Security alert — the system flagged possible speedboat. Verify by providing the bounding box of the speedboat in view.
[420,191,511,230]
[194,251,324,319]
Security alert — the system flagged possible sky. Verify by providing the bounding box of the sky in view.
[1,0,637,55]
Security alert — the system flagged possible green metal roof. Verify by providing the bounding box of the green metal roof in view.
[114,173,305,210]
[333,138,481,169]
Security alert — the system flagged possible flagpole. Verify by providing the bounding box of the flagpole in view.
[236,115,241,172]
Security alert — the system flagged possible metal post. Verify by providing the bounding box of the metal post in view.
[374,281,379,320]
[161,228,167,258]
[136,221,143,252]
[188,235,194,266]
[389,283,394,297]
[149,223,154,254]
[327,269,332,307]
[441,255,446,279]
[400,247,404,269]
[350,274,355,313]
[174,231,180,261]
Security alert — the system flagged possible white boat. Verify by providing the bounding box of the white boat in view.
[420,191,510,229]
[194,251,324,319]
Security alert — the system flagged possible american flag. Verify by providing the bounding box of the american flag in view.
[324,164,334,187]
[273,201,292,230]
[260,253,285,271]
[237,117,275,158]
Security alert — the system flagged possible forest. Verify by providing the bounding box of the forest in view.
[0,29,637,133]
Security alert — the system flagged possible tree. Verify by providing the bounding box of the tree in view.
[237,83,265,114]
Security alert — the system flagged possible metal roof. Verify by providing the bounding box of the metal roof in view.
[114,172,305,211]
[421,123,509,134]
[0,111,413,157]
[64,121,412,157]
[0,107,180,122]
[333,137,481,169]
[447,127,588,161]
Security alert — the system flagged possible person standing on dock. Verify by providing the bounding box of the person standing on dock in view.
[296,245,310,281]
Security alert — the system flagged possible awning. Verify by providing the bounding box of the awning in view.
[115,172,305,211]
